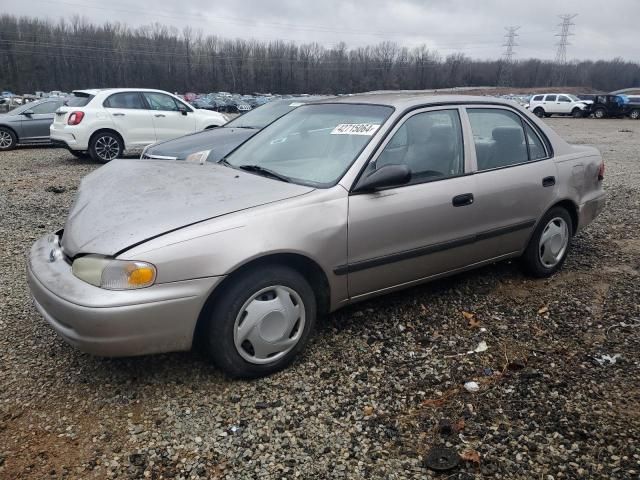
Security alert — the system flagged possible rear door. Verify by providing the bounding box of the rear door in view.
[103,92,155,146]
[464,106,557,259]
[543,95,558,113]
[345,107,480,299]
[142,92,197,141]
[20,100,62,141]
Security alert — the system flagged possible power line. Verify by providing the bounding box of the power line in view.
[498,26,519,87]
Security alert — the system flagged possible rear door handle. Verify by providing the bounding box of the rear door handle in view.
[542,176,556,187]
[452,193,474,207]
[112,112,125,117]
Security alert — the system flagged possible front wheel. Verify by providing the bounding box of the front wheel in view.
[0,127,17,151]
[203,265,317,378]
[521,207,572,278]
[572,108,584,118]
[89,132,123,163]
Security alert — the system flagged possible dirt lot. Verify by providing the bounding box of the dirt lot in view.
[0,118,638,479]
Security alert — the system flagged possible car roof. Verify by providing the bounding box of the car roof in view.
[313,93,524,110]
[71,88,175,96]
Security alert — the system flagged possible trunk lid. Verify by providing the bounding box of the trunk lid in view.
[61,159,314,256]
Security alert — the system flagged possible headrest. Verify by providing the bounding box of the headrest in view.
[492,126,524,146]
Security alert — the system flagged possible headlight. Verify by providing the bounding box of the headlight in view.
[72,255,156,290]
[184,149,211,164]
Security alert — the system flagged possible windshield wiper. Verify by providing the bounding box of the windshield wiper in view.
[218,157,232,167]
[238,165,291,183]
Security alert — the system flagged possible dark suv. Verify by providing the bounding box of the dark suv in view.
[589,95,640,119]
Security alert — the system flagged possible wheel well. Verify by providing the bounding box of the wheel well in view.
[0,124,18,141]
[534,106,544,112]
[551,199,578,235]
[193,253,331,346]
[89,128,125,149]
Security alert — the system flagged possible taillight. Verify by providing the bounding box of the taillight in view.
[597,160,605,181]
[68,111,84,125]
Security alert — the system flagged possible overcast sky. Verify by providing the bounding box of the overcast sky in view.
[4,0,639,61]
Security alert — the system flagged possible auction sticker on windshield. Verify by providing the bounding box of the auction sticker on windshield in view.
[331,123,380,135]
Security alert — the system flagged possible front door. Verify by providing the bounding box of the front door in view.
[143,92,196,141]
[346,107,480,299]
[103,92,156,147]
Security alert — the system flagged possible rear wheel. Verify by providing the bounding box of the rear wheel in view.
[533,108,545,118]
[630,109,640,120]
[203,265,317,378]
[0,127,17,151]
[89,131,123,163]
[593,108,606,119]
[521,207,572,278]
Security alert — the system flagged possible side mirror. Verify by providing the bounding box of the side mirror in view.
[22,110,34,116]
[353,164,411,193]
[178,104,189,116]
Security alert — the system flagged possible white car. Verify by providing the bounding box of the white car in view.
[528,93,592,119]
[50,88,228,162]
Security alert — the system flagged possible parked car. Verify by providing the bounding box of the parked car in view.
[189,99,218,111]
[588,94,640,119]
[50,89,228,162]
[0,98,65,150]
[528,93,591,118]
[27,94,605,378]
[141,97,326,161]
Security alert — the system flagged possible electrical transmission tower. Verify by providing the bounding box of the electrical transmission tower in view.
[498,26,520,87]
[552,14,577,85]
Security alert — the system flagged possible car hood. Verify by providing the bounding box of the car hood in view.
[144,127,257,161]
[61,159,314,257]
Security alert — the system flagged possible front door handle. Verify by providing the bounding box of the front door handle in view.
[112,112,125,117]
[542,176,556,187]
[452,193,474,207]
[155,114,166,118]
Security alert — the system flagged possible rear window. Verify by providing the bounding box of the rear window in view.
[65,93,94,107]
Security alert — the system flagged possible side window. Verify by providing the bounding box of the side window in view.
[104,92,145,109]
[29,102,60,114]
[467,108,528,170]
[532,95,544,102]
[558,95,571,103]
[524,123,547,160]
[143,93,180,111]
[545,95,557,102]
[375,109,464,183]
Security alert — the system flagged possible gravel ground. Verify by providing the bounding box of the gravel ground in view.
[0,118,638,479]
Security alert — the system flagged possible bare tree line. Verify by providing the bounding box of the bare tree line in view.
[1,14,639,94]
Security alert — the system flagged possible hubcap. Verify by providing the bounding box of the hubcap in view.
[595,110,604,119]
[538,217,569,268]
[0,131,12,148]
[233,286,305,364]
[632,111,640,119]
[95,135,120,161]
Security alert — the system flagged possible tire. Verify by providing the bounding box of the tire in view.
[533,108,545,118]
[0,127,17,151]
[593,108,606,119]
[630,109,640,120]
[572,108,584,118]
[521,207,573,278]
[544,113,552,118]
[203,265,317,378]
[69,150,89,159]
[89,131,123,163]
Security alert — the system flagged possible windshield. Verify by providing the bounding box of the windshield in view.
[225,103,393,187]
[225,100,304,129]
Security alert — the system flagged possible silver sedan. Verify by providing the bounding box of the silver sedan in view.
[27,94,606,377]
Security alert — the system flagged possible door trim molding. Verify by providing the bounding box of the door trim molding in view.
[333,219,535,275]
